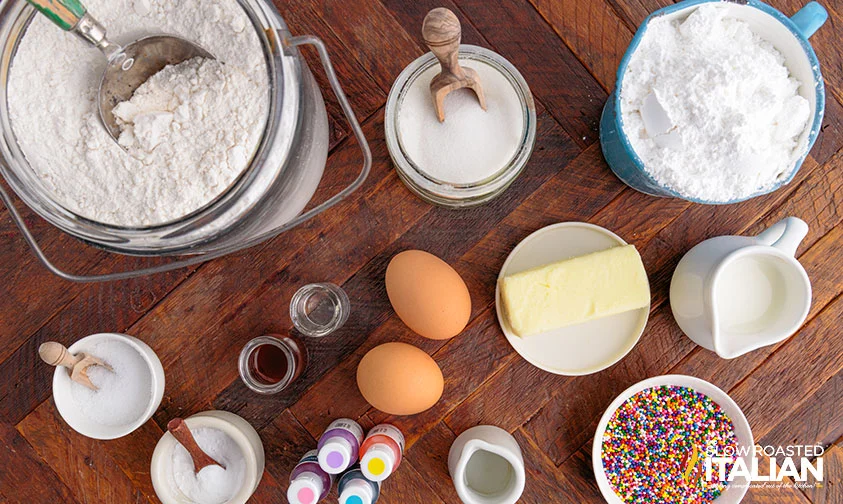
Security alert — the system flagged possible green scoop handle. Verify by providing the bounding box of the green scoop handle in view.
[26,0,87,31]
[24,0,119,57]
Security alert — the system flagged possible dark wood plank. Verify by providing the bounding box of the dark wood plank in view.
[16,402,152,504]
[528,0,634,90]
[303,0,422,89]
[0,422,80,504]
[378,460,446,504]
[760,372,843,470]
[604,0,672,31]
[515,429,603,503]
[278,0,386,147]
[812,93,843,166]
[804,443,842,504]
[401,422,462,503]
[453,0,608,146]
[249,470,286,504]
[260,410,318,493]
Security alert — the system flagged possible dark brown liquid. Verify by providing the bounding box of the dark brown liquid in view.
[248,344,289,384]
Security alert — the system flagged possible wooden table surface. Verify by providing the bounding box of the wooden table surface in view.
[1,0,842,502]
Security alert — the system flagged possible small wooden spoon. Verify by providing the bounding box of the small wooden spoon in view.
[167,418,226,473]
[422,7,487,122]
[38,341,113,391]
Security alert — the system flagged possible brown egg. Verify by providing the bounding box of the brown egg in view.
[357,342,444,416]
[385,250,471,340]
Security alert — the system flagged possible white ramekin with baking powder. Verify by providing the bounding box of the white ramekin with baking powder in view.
[151,410,265,504]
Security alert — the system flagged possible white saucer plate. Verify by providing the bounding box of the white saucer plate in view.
[495,222,650,375]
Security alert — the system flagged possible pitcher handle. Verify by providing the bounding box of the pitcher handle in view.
[755,217,809,256]
[790,2,827,39]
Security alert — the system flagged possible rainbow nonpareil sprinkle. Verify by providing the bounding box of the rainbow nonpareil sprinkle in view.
[601,385,738,504]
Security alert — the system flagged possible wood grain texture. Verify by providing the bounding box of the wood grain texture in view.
[0,422,80,504]
[805,444,842,504]
[453,0,608,146]
[16,402,153,504]
[528,0,633,90]
[0,1,840,503]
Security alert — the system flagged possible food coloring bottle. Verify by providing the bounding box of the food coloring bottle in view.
[359,424,405,482]
[287,450,334,504]
[338,465,381,504]
[317,418,364,474]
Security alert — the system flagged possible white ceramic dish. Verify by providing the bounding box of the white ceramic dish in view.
[495,222,649,375]
[592,375,753,504]
[52,332,165,440]
[151,410,265,504]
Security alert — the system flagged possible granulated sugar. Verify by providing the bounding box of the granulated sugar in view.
[8,0,269,226]
[70,339,153,427]
[620,4,810,202]
[397,59,524,185]
[171,427,246,504]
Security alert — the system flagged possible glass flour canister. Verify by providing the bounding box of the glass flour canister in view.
[0,0,371,281]
[385,45,536,208]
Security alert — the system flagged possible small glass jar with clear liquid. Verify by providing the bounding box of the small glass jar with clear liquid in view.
[290,283,351,337]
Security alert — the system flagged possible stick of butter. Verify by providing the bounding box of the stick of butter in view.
[499,244,650,337]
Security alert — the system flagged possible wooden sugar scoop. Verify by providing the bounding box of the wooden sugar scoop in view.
[422,7,487,122]
[167,418,226,473]
[38,341,113,391]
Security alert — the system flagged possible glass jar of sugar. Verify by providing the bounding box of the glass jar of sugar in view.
[385,45,536,208]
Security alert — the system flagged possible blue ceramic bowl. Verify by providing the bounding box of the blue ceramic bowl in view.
[600,0,827,204]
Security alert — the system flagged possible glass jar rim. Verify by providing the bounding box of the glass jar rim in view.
[384,45,537,208]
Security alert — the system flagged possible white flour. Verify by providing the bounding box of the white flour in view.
[620,5,810,202]
[171,427,246,504]
[8,0,269,226]
[397,59,524,185]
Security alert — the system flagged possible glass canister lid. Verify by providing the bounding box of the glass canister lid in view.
[385,44,536,208]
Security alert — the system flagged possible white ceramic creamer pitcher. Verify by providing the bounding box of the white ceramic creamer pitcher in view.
[670,217,812,359]
[448,425,525,504]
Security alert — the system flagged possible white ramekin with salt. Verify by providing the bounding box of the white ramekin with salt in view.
[51,333,165,439]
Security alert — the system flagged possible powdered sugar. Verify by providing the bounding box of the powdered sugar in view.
[8,0,269,226]
[620,4,810,202]
[171,427,246,504]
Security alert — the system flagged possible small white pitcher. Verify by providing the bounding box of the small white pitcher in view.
[448,426,525,504]
[670,217,812,359]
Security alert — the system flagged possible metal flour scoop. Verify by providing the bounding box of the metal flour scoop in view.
[26,0,213,142]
